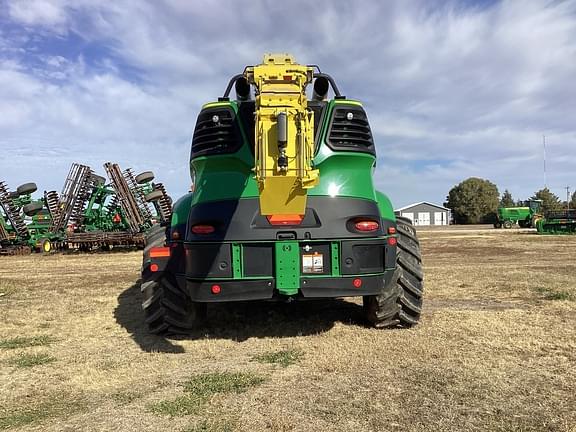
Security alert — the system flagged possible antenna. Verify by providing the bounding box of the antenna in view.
[543,135,547,188]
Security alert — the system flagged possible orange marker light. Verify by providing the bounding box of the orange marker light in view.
[150,247,170,258]
[267,214,304,226]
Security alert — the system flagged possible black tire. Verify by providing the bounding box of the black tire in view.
[503,220,513,229]
[23,202,44,216]
[145,190,164,203]
[493,222,502,229]
[135,171,155,185]
[363,217,424,328]
[16,182,37,196]
[141,225,205,335]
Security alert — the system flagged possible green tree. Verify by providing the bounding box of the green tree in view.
[530,188,562,214]
[570,192,576,210]
[500,189,515,207]
[445,177,500,224]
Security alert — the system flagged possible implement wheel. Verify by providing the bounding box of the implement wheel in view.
[363,216,424,328]
[503,220,513,229]
[40,239,52,254]
[145,190,164,203]
[493,222,502,229]
[140,225,206,335]
[16,182,37,196]
[23,202,44,216]
[135,171,155,185]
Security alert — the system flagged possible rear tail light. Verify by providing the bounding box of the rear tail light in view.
[354,220,379,232]
[387,237,397,246]
[191,224,215,234]
[149,246,171,258]
[267,214,304,226]
[388,227,396,234]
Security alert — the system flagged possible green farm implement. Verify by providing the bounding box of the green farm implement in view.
[536,210,576,234]
[0,162,172,255]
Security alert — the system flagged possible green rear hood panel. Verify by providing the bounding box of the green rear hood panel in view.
[172,99,396,227]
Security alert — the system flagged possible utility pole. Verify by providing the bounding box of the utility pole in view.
[543,135,547,188]
[566,186,570,211]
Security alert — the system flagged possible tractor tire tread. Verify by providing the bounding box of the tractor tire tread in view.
[364,218,424,328]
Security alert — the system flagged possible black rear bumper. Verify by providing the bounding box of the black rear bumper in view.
[178,273,392,302]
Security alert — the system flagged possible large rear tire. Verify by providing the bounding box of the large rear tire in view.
[363,217,424,328]
[140,225,206,335]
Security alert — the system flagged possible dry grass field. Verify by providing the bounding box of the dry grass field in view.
[1,227,575,432]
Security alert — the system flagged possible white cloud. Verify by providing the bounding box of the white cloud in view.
[1,0,575,207]
[7,0,69,29]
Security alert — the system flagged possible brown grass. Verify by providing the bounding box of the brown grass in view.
[0,229,575,431]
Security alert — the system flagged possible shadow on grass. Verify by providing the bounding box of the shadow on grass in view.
[114,283,185,353]
[115,281,366,352]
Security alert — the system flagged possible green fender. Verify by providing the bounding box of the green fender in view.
[376,191,396,222]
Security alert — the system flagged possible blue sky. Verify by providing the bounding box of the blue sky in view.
[1,0,575,207]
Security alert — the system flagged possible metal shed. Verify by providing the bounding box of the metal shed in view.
[394,202,451,226]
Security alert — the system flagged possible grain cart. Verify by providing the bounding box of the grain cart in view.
[141,54,424,334]
[494,199,542,229]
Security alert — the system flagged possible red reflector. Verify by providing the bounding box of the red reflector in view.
[267,214,304,226]
[388,227,396,235]
[355,220,379,232]
[171,230,180,240]
[211,284,221,294]
[150,247,170,258]
[388,237,397,246]
[150,263,159,272]
[353,278,362,288]
[283,75,292,81]
[192,224,215,234]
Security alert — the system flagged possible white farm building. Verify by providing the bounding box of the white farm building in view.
[395,202,451,226]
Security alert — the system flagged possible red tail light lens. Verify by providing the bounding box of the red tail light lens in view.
[191,224,215,234]
[354,220,379,232]
[387,237,397,246]
[267,214,304,226]
[388,227,396,235]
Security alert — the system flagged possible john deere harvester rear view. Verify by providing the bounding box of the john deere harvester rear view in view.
[141,54,424,334]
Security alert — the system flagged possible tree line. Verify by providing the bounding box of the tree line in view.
[444,177,576,224]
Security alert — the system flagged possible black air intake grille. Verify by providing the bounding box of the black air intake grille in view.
[191,108,241,157]
[327,106,375,155]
